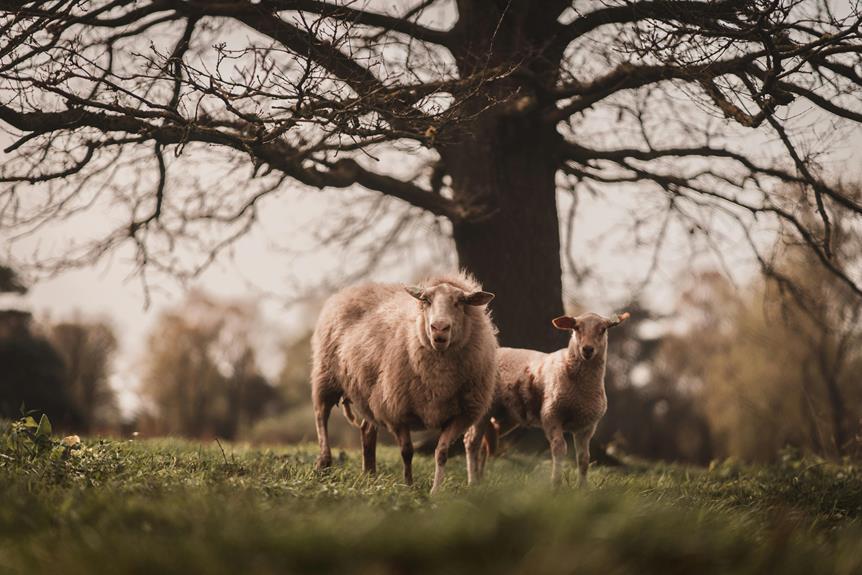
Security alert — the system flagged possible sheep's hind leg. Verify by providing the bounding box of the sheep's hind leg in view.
[464,417,490,485]
[479,418,501,479]
[360,420,378,475]
[395,427,414,486]
[431,417,471,495]
[314,400,334,470]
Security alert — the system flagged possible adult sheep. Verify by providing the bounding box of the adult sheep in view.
[311,272,497,494]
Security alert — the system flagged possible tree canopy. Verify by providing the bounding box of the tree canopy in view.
[2,1,861,348]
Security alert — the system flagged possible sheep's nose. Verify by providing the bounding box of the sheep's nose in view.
[431,321,451,333]
[582,346,595,359]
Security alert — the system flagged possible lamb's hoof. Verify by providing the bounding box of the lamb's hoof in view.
[316,455,332,470]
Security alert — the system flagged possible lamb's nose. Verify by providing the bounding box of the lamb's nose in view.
[582,345,595,359]
[431,321,451,333]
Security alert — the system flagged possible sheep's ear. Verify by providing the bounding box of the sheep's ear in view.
[609,311,631,327]
[404,285,426,301]
[552,316,577,330]
[464,291,494,306]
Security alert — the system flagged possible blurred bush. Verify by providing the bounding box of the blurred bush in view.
[652,188,862,461]
[138,290,281,439]
[0,309,82,429]
[47,318,120,433]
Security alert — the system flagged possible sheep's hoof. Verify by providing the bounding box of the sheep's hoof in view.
[467,472,484,486]
[316,455,332,470]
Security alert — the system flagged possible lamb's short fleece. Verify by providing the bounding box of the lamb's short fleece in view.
[465,312,629,487]
[311,272,498,494]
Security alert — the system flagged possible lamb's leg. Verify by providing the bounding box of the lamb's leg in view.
[464,418,489,485]
[432,417,471,495]
[545,425,567,486]
[314,400,334,470]
[573,426,595,489]
[360,420,378,475]
[395,427,414,486]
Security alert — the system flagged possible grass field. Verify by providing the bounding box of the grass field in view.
[1,426,861,574]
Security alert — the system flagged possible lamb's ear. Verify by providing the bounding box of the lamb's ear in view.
[404,285,426,301]
[552,316,577,330]
[609,311,631,327]
[463,291,494,306]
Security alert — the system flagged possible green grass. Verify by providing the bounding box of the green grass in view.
[1,435,861,575]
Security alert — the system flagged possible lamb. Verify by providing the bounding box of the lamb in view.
[465,311,629,488]
[311,272,498,494]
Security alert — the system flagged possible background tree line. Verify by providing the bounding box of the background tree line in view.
[3,180,860,461]
[1,265,119,431]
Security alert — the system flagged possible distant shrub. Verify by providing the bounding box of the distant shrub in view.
[245,406,358,447]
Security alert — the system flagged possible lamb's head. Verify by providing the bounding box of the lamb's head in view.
[405,283,494,352]
[552,311,630,361]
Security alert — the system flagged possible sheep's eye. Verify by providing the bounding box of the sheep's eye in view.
[599,327,606,335]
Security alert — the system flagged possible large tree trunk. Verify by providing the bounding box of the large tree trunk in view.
[444,117,568,352]
[818,344,848,456]
[441,0,570,352]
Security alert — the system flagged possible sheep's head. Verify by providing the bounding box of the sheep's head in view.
[405,283,494,352]
[552,312,630,361]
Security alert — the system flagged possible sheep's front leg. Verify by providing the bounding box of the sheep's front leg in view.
[464,417,489,485]
[545,425,567,486]
[573,425,595,489]
[360,420,378,475]
[432,417,471,495]
[395,427,414,486]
